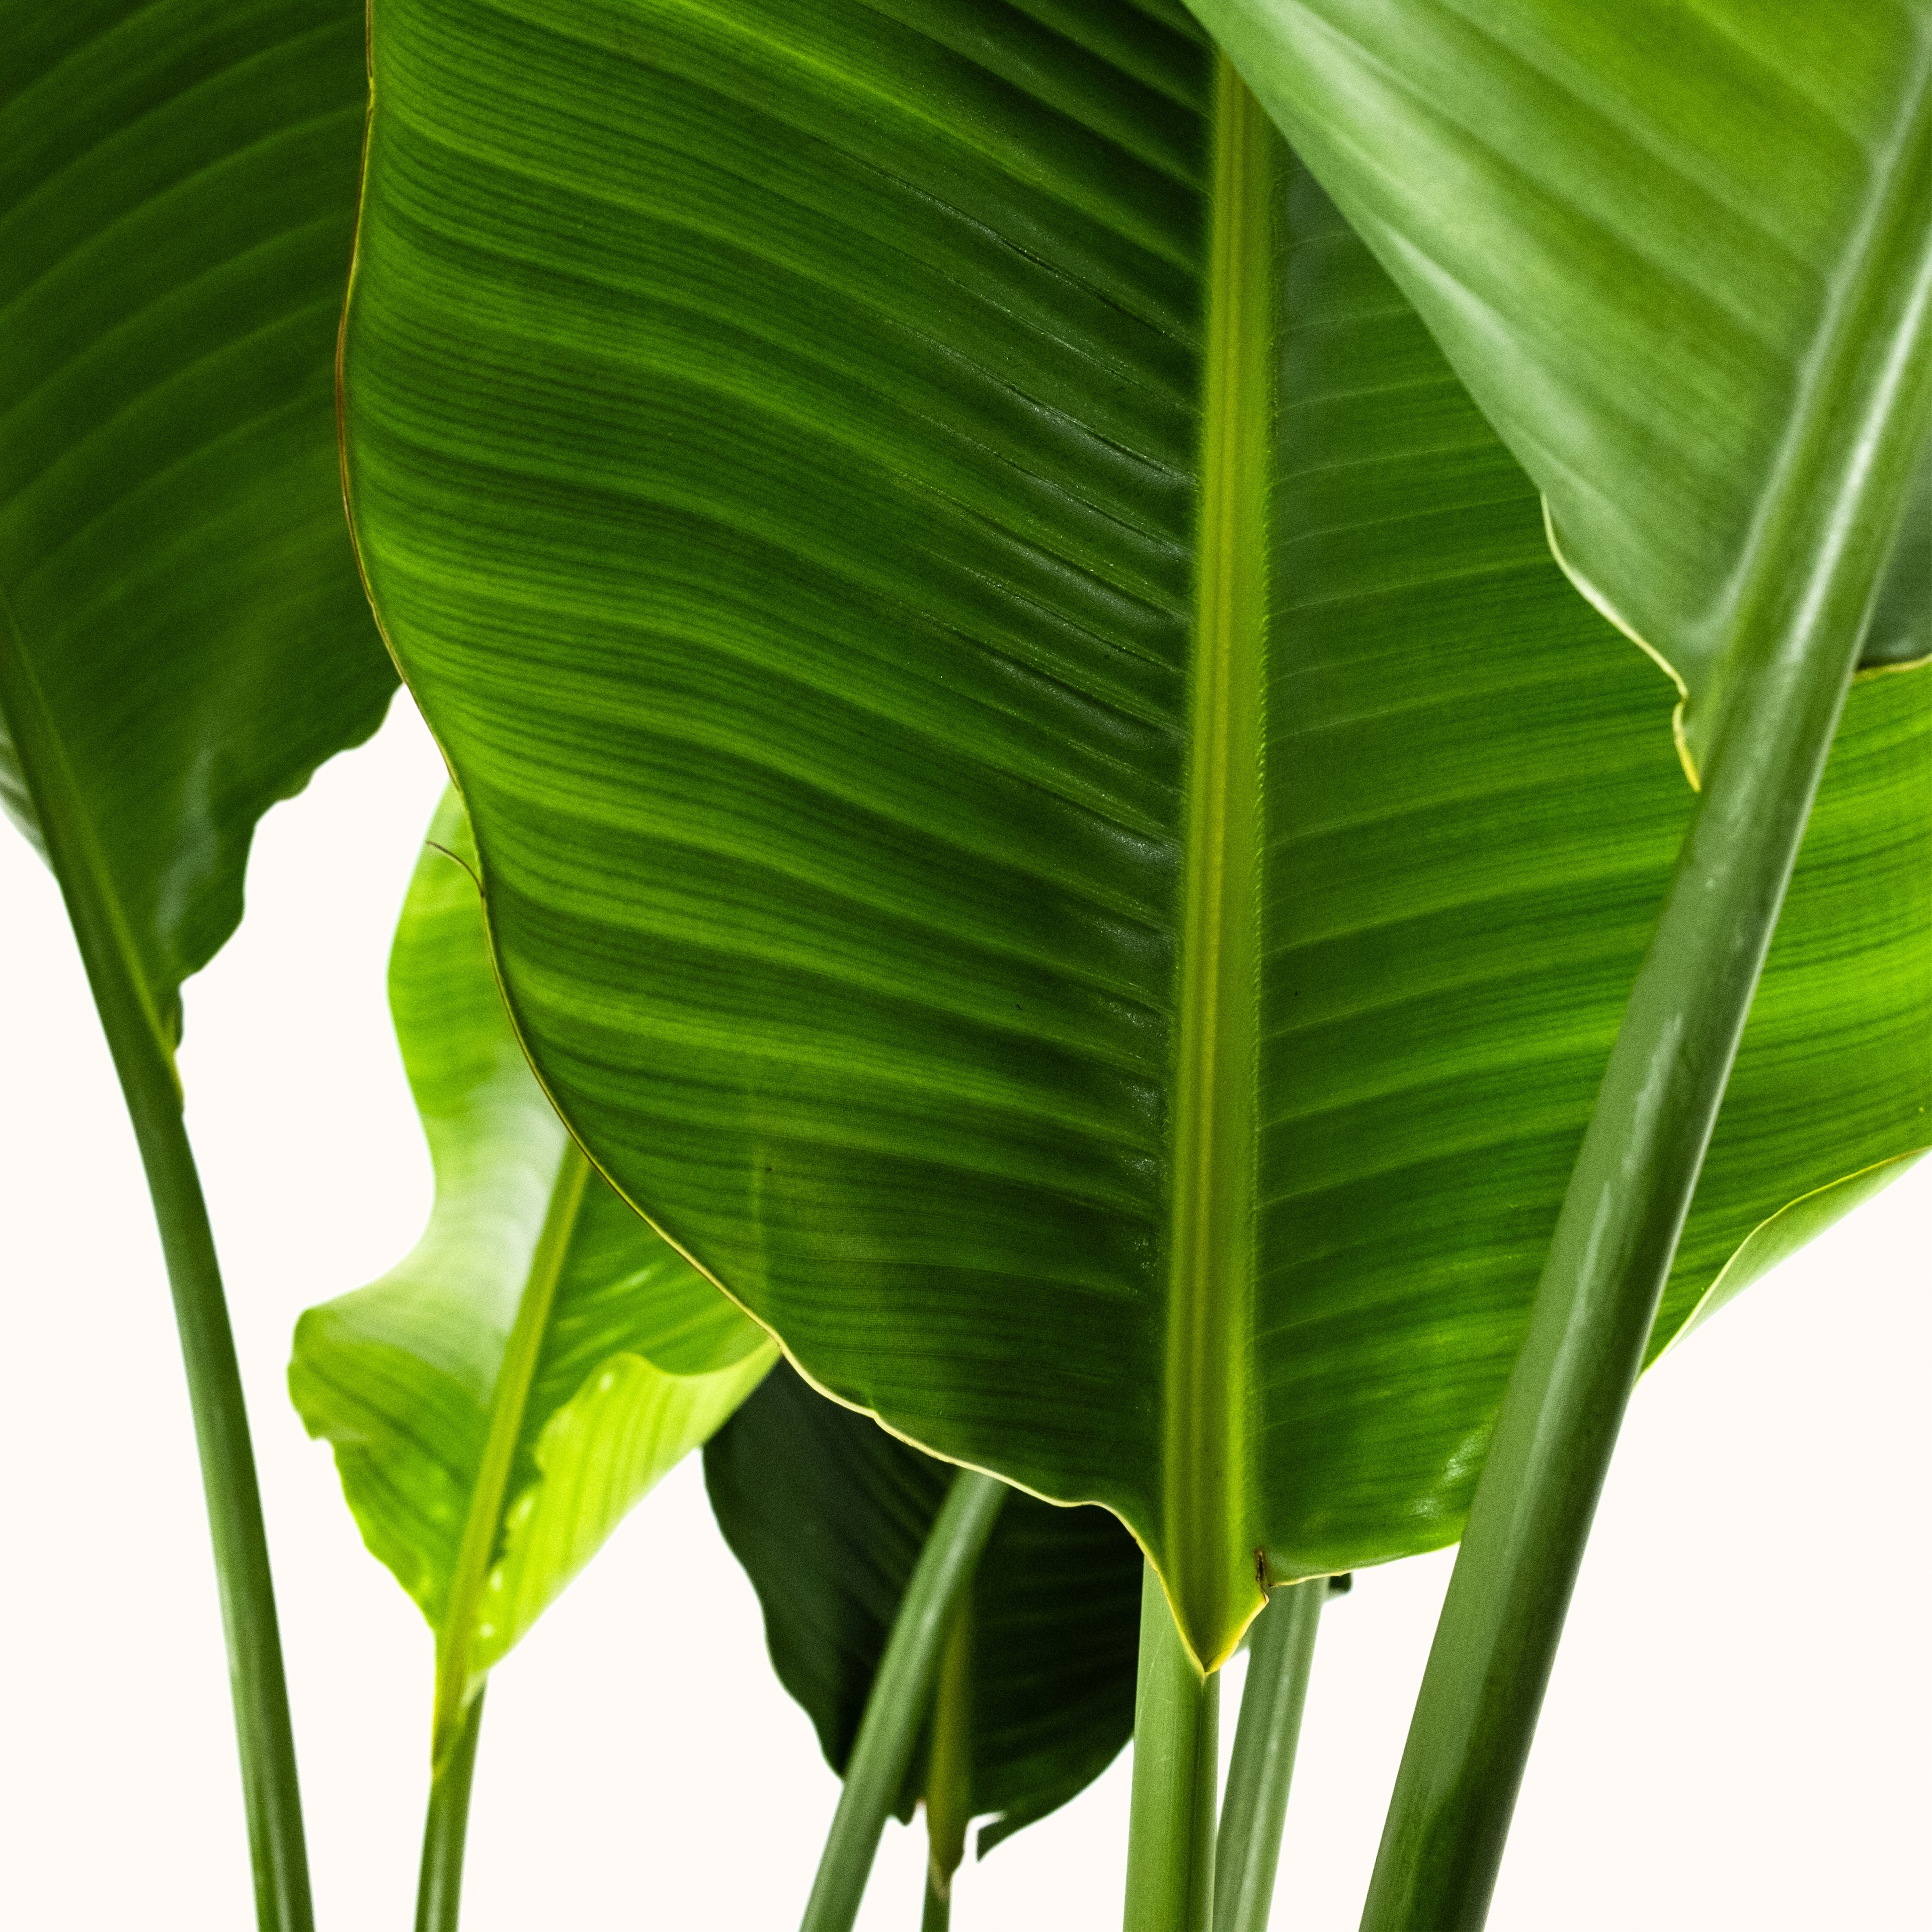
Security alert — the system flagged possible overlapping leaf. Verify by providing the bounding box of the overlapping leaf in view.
[706,1360,1142,1869]
[1,0,393,1025]
[290,792,775,1749]
[1185,0,1932,775]
[341,0,1932,1667]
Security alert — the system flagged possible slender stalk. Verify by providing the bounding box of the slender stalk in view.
[1213,1581,1325,1932]
[1358,680,1838,1932]
[1358,210,1932,1922]
[800,1469,1007,1932]
[416,1686,487,1932]
[0,600,312,1931]
[921,1867,952,1932]
[921,1600,975,1932]
[1124,1561,1219,1932]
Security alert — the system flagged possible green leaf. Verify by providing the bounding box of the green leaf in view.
[5,13,399,1918]
[1866,446,1932,669]
[289,791,775,1754]
[1182,0,1932,780]
[2,0,394,1033]
[704,1360,1141,1862]
[339,0,1932,1669]
[1665,1150,1927,1354]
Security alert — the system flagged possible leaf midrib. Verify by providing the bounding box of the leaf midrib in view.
[431,1136,593,1762]
[1160,55,1277,1672]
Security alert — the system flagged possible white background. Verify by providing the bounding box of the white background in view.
[2,693,1925,1930]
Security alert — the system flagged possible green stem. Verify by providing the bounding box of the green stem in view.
[1212,1581,1325,1932]
[921,1598,974,1930]
[1358,337,1932,1932]
[0,601,312,1931]
[1124,1561,1219,1932]
[920,1865,952,1932]
[1359,79,1932,1923]
[799,1469,1007,1932]
[1357,696,1862,1931]
[416,1686,487,1932]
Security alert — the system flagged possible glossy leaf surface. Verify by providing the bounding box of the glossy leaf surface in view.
[706,1360,1142,1861]
[1186,0,1932,777]
[290,793,775,1743]
[2,0,393,1030]
[341,0,1932,1667]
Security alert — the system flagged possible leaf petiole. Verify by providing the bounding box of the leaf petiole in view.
[1360,395,1928,1928]
[1212,1579,1327,1932]
[1124,1562,1219,1932]
[799,1467,1007,1932]
[0,599,313,1930]
[416,1685,487,1932]
[921,1864,952,1932]
[920,1598,974,1931]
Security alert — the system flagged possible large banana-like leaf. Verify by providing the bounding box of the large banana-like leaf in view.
[705,1359,1142,1874]
[1187,0,1932,779]
[2,0,393,1027]
[339,0,1932,1668]
[289,792,776,1753]
[6,12,400,1910]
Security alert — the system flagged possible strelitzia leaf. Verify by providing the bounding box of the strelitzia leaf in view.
[290,792,775,1757]
[705,1360,1142,1877]
[1185,0,1932,779]
[4,10,398,1914]
[339,0,1932,1670]
[2,0,393,1030]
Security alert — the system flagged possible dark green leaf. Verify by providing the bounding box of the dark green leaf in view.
[2,0,394,1032]
[704,1360,1141,1858]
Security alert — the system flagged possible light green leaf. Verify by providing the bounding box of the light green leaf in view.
[340,0,1931,1668]
[1183,0,1932,779]
[290,792,775,1753]
[2,0,394,1032]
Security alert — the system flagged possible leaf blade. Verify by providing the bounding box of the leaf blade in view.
[289,792,776,1729]
[1184,0,1932,772]
[704,1361,1142,1857]
[341,0,1932,1669]
[1,0,394,1024]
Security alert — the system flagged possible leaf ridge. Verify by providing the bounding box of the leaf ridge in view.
[1160,56,1276,1668]
[0,22,352,245]
[423,0,1199,267]
[431,1138,593,1763]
